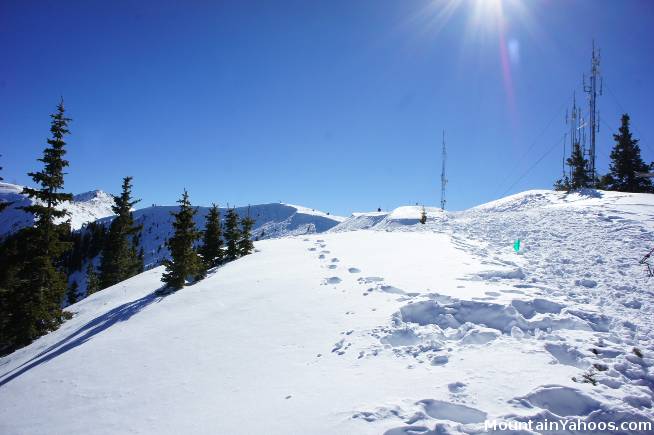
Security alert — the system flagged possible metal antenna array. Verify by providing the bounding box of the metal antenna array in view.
[583,40,602,185]
[440,130,447,210]
[563,92,585,179]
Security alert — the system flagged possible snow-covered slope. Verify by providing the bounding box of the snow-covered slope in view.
[2,189,654,434]
[0,182,115,236]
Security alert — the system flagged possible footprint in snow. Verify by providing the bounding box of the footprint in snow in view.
[512,386,601,417]
[379,285,406,295]
[327,264,337,270]
[358,276,384,284]
[348,267,361,273]
[575,278,597,288]
[331,258,339,263]
[501,289,525,294]
[418,399,487,424]
[448,382,467,393]
[331,339,351,355]
[323,276,342,285]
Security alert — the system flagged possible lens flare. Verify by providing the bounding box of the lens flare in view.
[406,0,535,127]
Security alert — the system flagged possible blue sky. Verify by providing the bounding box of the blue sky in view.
[1,0,653,216]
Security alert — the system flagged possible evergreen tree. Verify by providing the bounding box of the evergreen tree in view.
[224,207,241,261]
[603,114,652,193]
[66,280,79,305]
[99,176,143,288]
[161,190,203,290]
[86,262,100,295]
[567,142,591,190]
[136,246,145,273]
[10,100,73,347]
[419,206,427,224]
[129,231,145,275]
[199,204,223,268]
[0,156,8,212]
[237,209,255,256]
[553,175,571,191]
[0,230,29,354]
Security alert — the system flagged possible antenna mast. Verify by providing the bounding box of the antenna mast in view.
[566,92,581,180]
[440,130,447,210]
[583,40,602,186]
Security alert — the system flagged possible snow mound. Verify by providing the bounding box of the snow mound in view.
[329,211,389,232]
[331,206,445,232]
[471,188,654,214]
[514,385,602,416]
[396,298,593,335]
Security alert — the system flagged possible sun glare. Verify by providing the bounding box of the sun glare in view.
[401,0,530,48]
[407,0,533,124]
[467,0,531,38]
[471,0,505,28]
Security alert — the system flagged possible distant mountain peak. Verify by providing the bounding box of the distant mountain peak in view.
[72,190,112,202]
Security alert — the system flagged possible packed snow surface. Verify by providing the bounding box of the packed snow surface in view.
[2,189,654,434]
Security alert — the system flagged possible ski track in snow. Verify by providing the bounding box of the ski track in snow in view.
[2,190,654,434]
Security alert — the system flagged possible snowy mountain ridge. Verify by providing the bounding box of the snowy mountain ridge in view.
[2,188,654,434]
[122,202,345,268]
[0,182,115,236]
[1,182,345,295]
[0,181,344,250]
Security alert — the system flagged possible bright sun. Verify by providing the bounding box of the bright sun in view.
[411,0,531,43]
[409,0,534,123]
[468,0,524,36]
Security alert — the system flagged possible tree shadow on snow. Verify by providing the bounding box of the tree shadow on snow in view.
[570,188,603,198]
[0,291,165,387]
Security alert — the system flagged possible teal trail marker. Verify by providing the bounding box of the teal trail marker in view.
[513,239,521,252]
